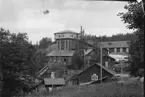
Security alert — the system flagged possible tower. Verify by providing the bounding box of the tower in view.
[54,30,79,51]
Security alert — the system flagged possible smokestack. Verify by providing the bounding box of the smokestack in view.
[80,26,83,33]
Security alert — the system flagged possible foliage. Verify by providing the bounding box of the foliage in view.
[118,2,144,77]
[0,28,37,97]
[83,33,136,43]
[67,50,84,70]
[38,37,52,49]
[33,37,52,72]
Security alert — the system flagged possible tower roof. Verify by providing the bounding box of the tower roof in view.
[54,30,79,35]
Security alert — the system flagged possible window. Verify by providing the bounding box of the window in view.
[109,48,114,52]
[123,48,126,52]
[117,48,120,52]
[66,41,68,49]
[91,74,98,81]
[61,40,64,50]
[58,41,60,49]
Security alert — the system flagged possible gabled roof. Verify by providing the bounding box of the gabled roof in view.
[69,63,116,80]
[47,50,74,57]
[44,78,65,85]
[98,41,130,48]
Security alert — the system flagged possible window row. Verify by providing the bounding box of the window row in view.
[109,47,128,53]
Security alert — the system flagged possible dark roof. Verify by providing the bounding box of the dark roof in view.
[47,50,74,57]
[98,41,130,48]
[44,78,65,85]
[69,63,116,80]
[54,30,79,34]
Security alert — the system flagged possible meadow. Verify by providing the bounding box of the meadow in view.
[26,79,144,97]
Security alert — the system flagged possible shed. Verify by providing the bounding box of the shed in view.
[44,78,65,87]
[67,63,116,85]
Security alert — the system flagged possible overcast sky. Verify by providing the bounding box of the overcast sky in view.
[0,0,132,44]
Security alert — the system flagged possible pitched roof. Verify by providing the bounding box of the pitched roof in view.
[84,49,93,55]
[44,78,65,85]
[47,50,74,57]
[98,41,130,48]
[69,63,116,80]
[109,54,129,62]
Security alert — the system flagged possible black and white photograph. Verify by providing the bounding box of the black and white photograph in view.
[0,0,144,97]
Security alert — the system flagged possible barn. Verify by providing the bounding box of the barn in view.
[67,63,116,85]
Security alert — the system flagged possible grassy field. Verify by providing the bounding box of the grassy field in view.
[26,80,144,97]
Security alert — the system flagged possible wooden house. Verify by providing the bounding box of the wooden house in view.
[66,63,116,85]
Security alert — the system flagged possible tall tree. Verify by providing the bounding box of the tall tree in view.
[39,37,52,49]
[0,28,36,97]
[118,2,144,77]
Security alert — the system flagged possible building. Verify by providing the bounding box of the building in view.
[43,78,65,90]
[35,29,117,79]
[98,41,130,55]
[66,63,116,85]
[46,30,80,70]
[84,48,116,70]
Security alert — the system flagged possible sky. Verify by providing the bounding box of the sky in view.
[0,0,133,44]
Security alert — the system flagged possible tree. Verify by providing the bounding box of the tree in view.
[67,50,84,70]
[0,28,37,97]
[39,37,52,49]
[33,37,52,72]
[118,2,144,77]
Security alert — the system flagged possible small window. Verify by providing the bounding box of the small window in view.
[123,48,126,52]
[109,48,114,52]
[91,74,98,81]
[117,48,120,52]
[58,41,60,49]
[66,41,68,49]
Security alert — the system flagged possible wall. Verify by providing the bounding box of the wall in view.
[55,33,78,39]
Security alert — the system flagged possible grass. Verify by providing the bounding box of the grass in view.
[25,80,144,97]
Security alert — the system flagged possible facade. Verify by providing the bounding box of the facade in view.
[67,63,116,85]
[98,41,130,55]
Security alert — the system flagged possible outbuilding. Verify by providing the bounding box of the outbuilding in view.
[67,63,116,85]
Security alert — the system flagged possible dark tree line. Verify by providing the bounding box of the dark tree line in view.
[83,32,136,42]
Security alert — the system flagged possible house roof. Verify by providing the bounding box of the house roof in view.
[109,54,129,62]
[44,78,65,85]
[98,41,130,48]
[69,63,116,80]
[54,30,79,34]
[47,50,75,57]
